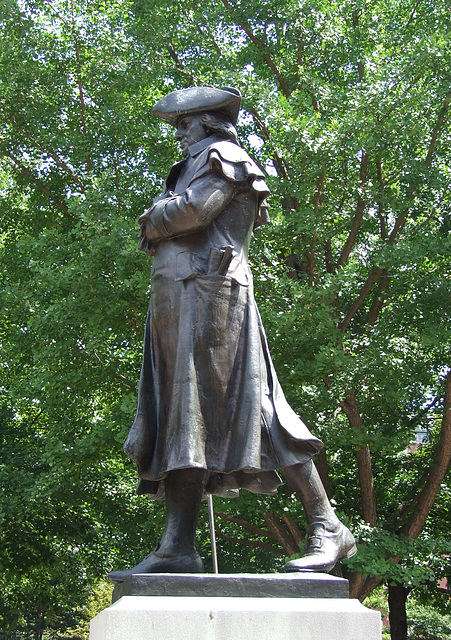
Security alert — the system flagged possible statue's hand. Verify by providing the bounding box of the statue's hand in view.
[138,190,175,226]
[138,207,154,226]
[138,234,156,256]
[138,208,159,255]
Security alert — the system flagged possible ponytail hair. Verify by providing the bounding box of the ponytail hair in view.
[200,112,240,145]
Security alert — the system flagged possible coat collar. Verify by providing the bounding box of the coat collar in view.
[187,134,227,157]
[164,135,236,192]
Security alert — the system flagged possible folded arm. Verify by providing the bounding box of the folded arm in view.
[140,173,237,242]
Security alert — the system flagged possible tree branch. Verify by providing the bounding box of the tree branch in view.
[358,576,385,602]
[403,370,451,538]
[338,267,384,333]
[352,11,365,82]
[380,396,441,528]
[365,269,390,327]
[340,390,377,526]
[42,0,70,26]
[314,448,333,499]
[70,0,91,174]
[388,213,407,244]
[376,159,387,241]
[6,153,75,221]
[348,572,367,600]
[352,376,450,600]
[338,152,368,267]
[306,166,327,284]
[167,44,196,83]
[343,104,447,332]
[195,15,223,56]
[3,117,85,192]
[215,529,282,554]
[263,511,300,555]
[219,0,291,97]
[404,0,425,30]
[248,107,288,178]
[337,166,404,330]
[214,511,278,541]
[406,395,440,430]
[113,152,121,215]
[376,92,450,247]
[281,513,304,545]
[425,92,451,168]
[324,239,336,275]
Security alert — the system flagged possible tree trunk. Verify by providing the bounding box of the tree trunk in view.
[34,608,45,640]
[314,448,332,499]
[388,582,411,640]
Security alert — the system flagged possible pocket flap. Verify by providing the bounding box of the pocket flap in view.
[174,250,249,286]
[174,251,206,281]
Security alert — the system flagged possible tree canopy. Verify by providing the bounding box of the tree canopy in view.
[1,0,450,638]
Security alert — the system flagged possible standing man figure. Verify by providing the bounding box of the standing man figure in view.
[108,87,355,582]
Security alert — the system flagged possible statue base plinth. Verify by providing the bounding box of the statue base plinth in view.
[90,574,381,640]
[111,572,349,601]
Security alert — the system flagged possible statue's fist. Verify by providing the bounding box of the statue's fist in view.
[139,207,153,225]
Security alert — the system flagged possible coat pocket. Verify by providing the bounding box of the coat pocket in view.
[174,251,207,281]
[174,249,249,286]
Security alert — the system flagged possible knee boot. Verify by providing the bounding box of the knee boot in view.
[281,461,356,573]
[108,468,206,583]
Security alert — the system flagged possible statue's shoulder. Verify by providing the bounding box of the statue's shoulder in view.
[202,140,266,184]
[205,140,270,227]
[207,140,252,164]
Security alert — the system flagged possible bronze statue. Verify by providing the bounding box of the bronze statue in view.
[108,87,356,582]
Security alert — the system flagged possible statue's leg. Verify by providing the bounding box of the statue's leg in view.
[281,461,356,573]
[108,468,206,583]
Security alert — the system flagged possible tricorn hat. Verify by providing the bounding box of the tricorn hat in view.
[152,86,241,126]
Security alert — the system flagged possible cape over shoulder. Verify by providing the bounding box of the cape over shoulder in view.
[192,140,268,185]
[190,140,271,228]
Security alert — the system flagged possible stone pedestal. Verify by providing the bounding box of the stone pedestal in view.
[90,574,381,640]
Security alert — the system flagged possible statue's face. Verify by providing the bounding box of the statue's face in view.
[174,114,207,157]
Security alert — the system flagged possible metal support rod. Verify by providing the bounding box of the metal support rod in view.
[207,493,219,573]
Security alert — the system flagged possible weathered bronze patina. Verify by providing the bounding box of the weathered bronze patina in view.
[108,87,356,583]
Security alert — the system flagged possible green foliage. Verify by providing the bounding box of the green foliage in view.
[364,585,390,638]
[407,603,451,640]
[344,521,451,587]
[62,581,113,640]
[1,0,451,636]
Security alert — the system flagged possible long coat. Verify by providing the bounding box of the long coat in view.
[124,135,322,498]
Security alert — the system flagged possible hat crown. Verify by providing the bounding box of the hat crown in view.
[152,86,241,126]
